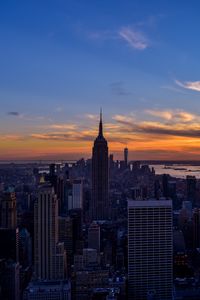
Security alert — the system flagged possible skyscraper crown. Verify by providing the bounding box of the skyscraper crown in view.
[94,108,107,144]
[98,108,103,137]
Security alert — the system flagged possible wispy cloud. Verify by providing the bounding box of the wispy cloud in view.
[136,122,200,138]
[0,134,25,141]
[110,81,131,96]
[118,26,149,50]
[145,110,172,120]
[30,129,97,142]
[47,124,77,130]
[175,80,200,92]
[112,114,134,125]
[85,114,99,121]
[146,109,196,122]
[87,25,149,50]
[7,111,21,116]
[112,112,200,139]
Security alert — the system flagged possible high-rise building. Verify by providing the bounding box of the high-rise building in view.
[57,175,65,215]
[182,201,192,220]
[69,209,83,253]
[124,147,128,167]
[91,110,109,220]
[34,184,65,280]
[193,208,200,249]
[65,179,73,213]
[88,221,100,253]
[19,228,32,268]
[128,199,173,300]
[1,187,17,229]
[162,174,170,198]
[70,179,83,210]
[58,216,73,270]
[109,154,114,170]
[187,175,196,206]
[0,228,19,262]
[49,164,57,191]
[0,259,20,300]
[58,216,73,257]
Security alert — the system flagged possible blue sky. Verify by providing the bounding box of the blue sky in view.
[1,0,200,159]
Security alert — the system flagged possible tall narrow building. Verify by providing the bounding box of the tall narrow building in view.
[1,187,17,229]
[124,147,128,167]
[91,110,109,220]
[88,221,100,253]
[34,184,65,280]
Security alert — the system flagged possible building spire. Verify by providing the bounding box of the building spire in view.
[99,107,103,137]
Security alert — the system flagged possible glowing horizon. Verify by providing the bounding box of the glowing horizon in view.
[2,109,200,160]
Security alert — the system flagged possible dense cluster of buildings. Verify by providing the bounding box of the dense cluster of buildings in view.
[1,113,200,299]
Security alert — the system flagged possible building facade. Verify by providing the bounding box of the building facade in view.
[88,221,100,253]
[128,199,173,300]
[34,184,65,280]
[1,187,17,229]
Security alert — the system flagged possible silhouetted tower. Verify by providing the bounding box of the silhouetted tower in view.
[187,175,196,206]
[91,110,109,220]
[193,208,200,249]
[162,174,170,198]
[124,147,128,167]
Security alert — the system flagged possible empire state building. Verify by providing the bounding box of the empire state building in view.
[91,110,109,220]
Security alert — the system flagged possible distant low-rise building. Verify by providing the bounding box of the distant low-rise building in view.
[23,280,71,300]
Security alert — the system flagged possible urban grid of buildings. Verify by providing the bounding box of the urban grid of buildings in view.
[1,112,200,299]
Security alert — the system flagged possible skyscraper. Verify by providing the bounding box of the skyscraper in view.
[34,184,65,280]
[1,187,17,229]
[0,228,19,262]
[193,208,200,249]
[0,259,20,300]
[187,175,196,206]
[71,179,83,210]
[162,174,170,198]
[88,221,100,253]
[124,147,128,167]
[128,199,173,300]
[91,110,109,220]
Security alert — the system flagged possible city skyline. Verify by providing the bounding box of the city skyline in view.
[2,2,200,299]
[1,1,200,160]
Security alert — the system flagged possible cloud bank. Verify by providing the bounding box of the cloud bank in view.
[2,109,200,160]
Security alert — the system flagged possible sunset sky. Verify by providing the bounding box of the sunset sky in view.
[1,0,200,160]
